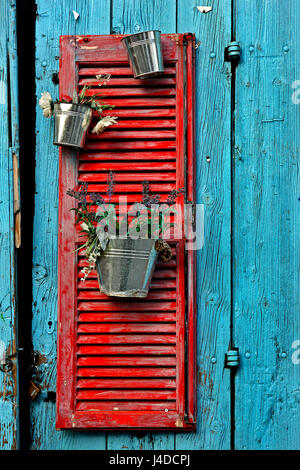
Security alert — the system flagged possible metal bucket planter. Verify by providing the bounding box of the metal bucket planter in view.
[53,103,92,148]
[96,238,158,298]
[121,30,164,79]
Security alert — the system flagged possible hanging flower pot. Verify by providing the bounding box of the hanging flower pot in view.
[53,103,92,148]
[122,30,164,79]
[96,238,158,298]
[38,74,118,149]
[67,173,184,299]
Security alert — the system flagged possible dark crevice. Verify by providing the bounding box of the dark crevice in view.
[16,0,36,451]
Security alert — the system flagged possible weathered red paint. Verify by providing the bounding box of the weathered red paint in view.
[57,34,196,430]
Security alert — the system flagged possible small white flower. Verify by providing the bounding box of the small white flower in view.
[79,267,89,281]
[42,106,52,118]
[39,91,53,118]
[79,241,101,281]
[81,222,89,232]
[96,74,111,84]
[91,116,118,134]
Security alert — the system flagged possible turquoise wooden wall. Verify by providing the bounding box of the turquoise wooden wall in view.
[0,0,299,450]
[0,0,19,450]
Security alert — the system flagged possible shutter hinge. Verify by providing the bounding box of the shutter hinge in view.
[225,348,239,368]
[225,42,241,62]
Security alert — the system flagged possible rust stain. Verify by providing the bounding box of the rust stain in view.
[198,369,207,385]
[0,339,18,449]
[35,352,47,366]
[13,152,21,248]
[198,369,214,392]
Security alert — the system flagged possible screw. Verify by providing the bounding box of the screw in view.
[283,45,289,52]
[211,357,217,364]
[210,52,216,59]
[42,61,47,67]
[281,352,287,358]
[249,45,255,52]
[245,352,251,358]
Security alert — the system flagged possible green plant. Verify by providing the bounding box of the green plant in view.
[67,173,184,280]
[39,74,118,133]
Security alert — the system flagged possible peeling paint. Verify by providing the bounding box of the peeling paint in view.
[78,46,98,50]
[72,10,79,21]
[196,6,213,13]
[175,416,184,428]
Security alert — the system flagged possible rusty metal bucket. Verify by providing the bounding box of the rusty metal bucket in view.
[53,103,92,148]
[96,238,158,298]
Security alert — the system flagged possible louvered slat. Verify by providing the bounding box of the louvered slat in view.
[77,367,176,377]
[77,335,176,345]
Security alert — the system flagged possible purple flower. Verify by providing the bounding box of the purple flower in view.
[90,192,105,204]
[166,187,185,205]
[107,171,116,202]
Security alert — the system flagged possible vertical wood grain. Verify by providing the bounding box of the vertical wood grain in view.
[0,0,19,450]
[107,0,177,450]
[31,0,110,450]
[176,0,232,450]
[111,0,176,34]
[234,0,300,450]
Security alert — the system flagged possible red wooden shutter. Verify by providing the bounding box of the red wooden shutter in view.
[57,34,196,430]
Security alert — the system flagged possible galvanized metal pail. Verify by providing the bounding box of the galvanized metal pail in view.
[53,103,92,148]
[121,30,164,79]
[96,238,158,298]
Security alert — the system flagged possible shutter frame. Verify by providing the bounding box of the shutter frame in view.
[57,34,196,430]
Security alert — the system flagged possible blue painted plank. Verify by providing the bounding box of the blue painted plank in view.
[0,0,19,450]
[234,0,300,450]
[31,0,111,450]
[112,0,176,34]
[107,0,177,451]
[176,0,232,450]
